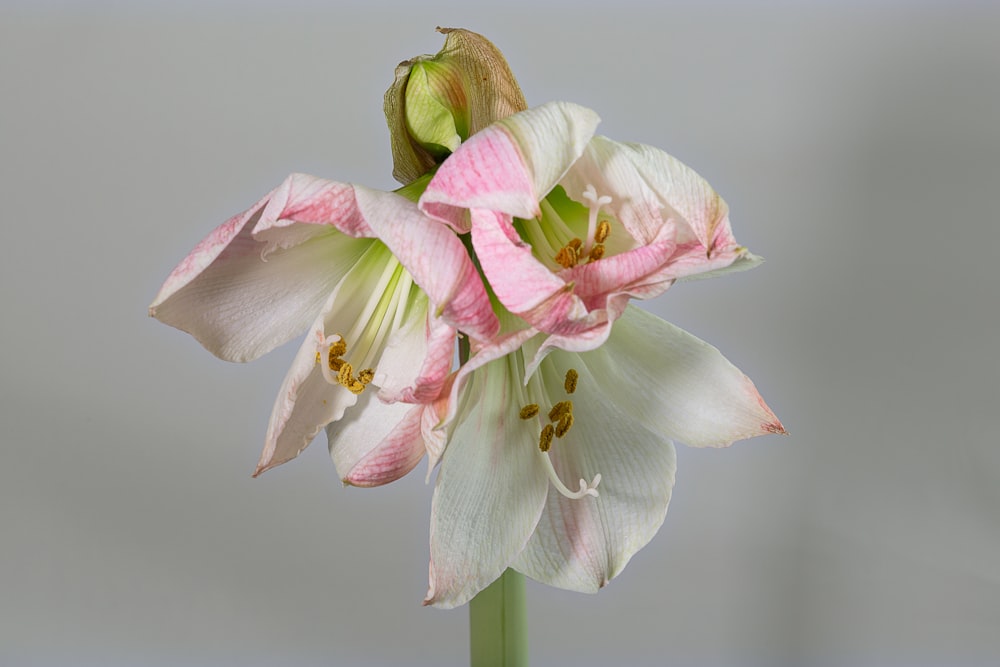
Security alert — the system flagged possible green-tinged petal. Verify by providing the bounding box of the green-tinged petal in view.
[404,60,463,155]
[512,349,677,592]
[385,27,527,184]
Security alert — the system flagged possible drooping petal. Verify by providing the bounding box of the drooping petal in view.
[253,173,375,241]
[255,245,423,475]
[328,393,427,487]
[578,305,785,447]
[249,174,497,340]
[512,350,677,592]
[255,322,359,476]
[149,190,374,363]
[425,354,549,609]
[420,101,600,230]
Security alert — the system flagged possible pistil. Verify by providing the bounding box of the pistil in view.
[520,368,601,499]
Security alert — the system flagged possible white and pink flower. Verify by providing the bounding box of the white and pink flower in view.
[149,173,497,480]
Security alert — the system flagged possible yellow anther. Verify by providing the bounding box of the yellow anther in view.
[555,412,574,438]
[520,404,540,420]
[338,362,354,387]
[345,379,366,395]
[568,238,583,251]
[548,400,573,422]
[594,220,611,244]
[588,244,605,262]
[357,368,375,386]
[554,244,578,269]
[539,424,555,452]
[564,369,578,394]
[328,338,347,357]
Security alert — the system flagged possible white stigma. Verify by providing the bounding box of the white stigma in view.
[539,450,601,499]
[315,332,343,386]
[581,184,612,254]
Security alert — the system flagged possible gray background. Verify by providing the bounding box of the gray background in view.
[2,2,998,665]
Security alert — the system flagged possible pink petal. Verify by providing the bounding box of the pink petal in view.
[420,102,600,230]
[352,185,498,341]
[330,396,428,487]
[376,304,456,405]
[470,209,589,333]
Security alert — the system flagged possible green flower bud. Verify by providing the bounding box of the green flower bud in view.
[385,27,528,184]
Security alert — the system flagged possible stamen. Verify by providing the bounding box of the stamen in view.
[554,238,583,269]
[564,369,578,394]
[314,332,375,394]
[338,361,354,387]
[548,400,573,422]
[581,184,613,256]
[538,424,555,452]
[520,404,540,420]
[539,451,601,499]
[588,244,605,262]
[594,220,611,244]
[554,412,574,438]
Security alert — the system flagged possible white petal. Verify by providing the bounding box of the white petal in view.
[512,350,677,592]
[560,135,732,254]
[425,355,549,608]
[152,208,373,362]
[578,306,784,447]
[255,320,358,476]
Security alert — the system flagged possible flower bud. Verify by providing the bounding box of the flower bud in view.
[385,27,528,184]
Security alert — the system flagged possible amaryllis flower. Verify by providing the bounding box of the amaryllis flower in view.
[420,101,759,372]
[149,173,497,480]
[423,305,784,608]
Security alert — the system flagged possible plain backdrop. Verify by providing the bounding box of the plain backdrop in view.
[2,2,998,666]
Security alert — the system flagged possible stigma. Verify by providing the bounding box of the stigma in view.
[521,368,601,500]
[554,185,613,269]
[315,333,375,395]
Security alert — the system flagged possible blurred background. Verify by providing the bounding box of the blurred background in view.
[2,1,998,665]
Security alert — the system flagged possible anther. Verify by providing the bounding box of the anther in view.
[539,424,555,452]
[328,339,347,357]
[357,368,375,385]
[588,244,605,262]
[594,220,611,244]
[554,244,578,269]
[548,400,573,422]
[564,369,578,394]
[555,412,574,438]
[555,238,584,269]
[338,362,354,387]
[520,404,540,420]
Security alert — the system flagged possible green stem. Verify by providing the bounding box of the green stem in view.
[469,568,528,667]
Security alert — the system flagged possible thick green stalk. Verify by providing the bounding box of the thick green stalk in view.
[469,568,528,667]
